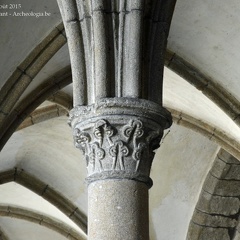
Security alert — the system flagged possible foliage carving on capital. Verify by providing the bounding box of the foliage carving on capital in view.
[110,140,129,171]
[73,117,163,185]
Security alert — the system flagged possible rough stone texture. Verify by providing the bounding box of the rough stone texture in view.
[69,98,171,187]
[218,149,240,165]
[58,1,175,239]
[197,191,240,216]
[222,165,240,180]
[187,223,230,240]
[193,209,237,228]
[58,0,176,105]
[88,179,149,240]
[233,230,240,240]
[211,154,240,180]
[187,149,240,239]
[203,174,240,197]
[211,157,231,179]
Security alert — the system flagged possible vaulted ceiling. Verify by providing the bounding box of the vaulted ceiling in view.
[0,0,239,239]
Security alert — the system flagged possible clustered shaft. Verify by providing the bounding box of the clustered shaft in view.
[58,0,175,185]
[58,0,176,106]
[58,0,175,239]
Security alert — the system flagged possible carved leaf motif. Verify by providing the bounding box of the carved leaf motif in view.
[109,141,129,157]
[133,142,147,171]
[88,143,105,171]
[134,121,144,138]
[95,119,108,128]
[93,120,107,146]
[105,126,114,137]
[110,141,129,170]
[89,144,105,161]
[78,133,91,147]
[73,118,162,178]
[93,127,102,140]
[94,119,114,147]
[133,142,146,161]
[73,129,91,149]
[123,120,144,141]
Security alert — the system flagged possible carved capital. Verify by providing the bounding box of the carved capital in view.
[69,98,172,187]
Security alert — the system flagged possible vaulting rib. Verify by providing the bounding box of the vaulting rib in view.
[121,0,143,98]
[147,0,176,103]
[57,0,87,106]
[0,204,85,240]
[57,0,177,106]
[76,0,94,103]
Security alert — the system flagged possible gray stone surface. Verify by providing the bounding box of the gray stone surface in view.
[218,149,240,165]
[233,230,240,240]
[58,0,176,105]
[69,98,171,187]
[197,190,240,216]
[88,179,149,240]
[223,165,240,180]
[193,209,237,228]
[187,149,240,239]
[203,174,240,197]
[58,1,175,239]
[187,223,230,240]
[211,157,231,179]
[211,154,240,180]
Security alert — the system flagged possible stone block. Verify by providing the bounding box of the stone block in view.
[193,209,237,228]
[0,68,22,103]
[0,74,31,113]
[187,222,230,240]
[218,149,240,164]
[203,173,240,197]
[19,26,61,71]
[211,157,230,179]
[197,190,240,216]
[224,164,240,180]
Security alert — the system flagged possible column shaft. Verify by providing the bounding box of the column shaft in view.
[88,179,149,240]
[69,98,172,239]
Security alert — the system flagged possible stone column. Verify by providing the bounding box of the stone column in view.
[57,0,176,239]
[88,180,149,239]
[69,98,171,239]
